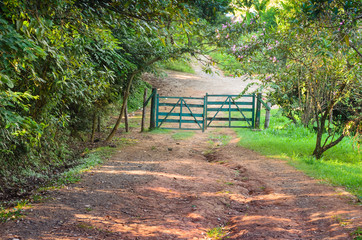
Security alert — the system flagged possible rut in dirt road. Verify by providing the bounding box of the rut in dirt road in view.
[1,128,360,239]
[0,130,264,239]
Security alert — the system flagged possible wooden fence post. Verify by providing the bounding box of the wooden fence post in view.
[141,88,148,132]
[150,88,157,129]
[264,102,271,129]
[255,93,262,129]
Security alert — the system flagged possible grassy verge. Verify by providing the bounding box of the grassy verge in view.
[171,131,195,140]
[234,109,361,199]
[158,58,195,73]
[54,146,116,185]
[209,51,243,76]
[0,146,116,222]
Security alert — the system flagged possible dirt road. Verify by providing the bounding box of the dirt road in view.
[1,67,360,239]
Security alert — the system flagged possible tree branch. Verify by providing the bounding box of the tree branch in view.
[350,41,362,59]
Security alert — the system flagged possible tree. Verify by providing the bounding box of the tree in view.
[0,0,234,197]
[102,0,233,141]
[214,0,361,158]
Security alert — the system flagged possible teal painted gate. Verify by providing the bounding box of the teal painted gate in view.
[156,95,206,131]
[151,90,268,131]
[206,94,255,129]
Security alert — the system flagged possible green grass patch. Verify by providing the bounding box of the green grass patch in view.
[208,133,232,146]
[351,227,362,239]
[209,51,243,76]
[55,146,115,186]
[171,131,195,140]
[159,58,195,73]
[206,226,229,239]
[0,199,30,222]
[235,109,362,199]
[148,128,171,134]
[1,144,119,222]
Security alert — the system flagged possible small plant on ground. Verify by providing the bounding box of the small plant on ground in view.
[332,215,350,226]
[351,227,362,240]
[0,200,30,222]
[0,207,24,223]
[207,226,229,239]
[208,134,232,146]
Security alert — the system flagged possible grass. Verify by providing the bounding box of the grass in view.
[0,146,116,223]
[55,146,116,185]
[208,133,232,146]
[0,200,30,222]
[209,51,243,76]
[351,227,362,239]
[234,109,362,199]
[159,58,195,73]
[148,128,171,134]
[206,226,229,239]
[171,131,195,140]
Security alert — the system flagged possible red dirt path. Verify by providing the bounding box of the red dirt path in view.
[0,67,360,239]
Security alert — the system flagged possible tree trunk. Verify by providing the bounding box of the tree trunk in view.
[313,133,345,159]
[90,113,97,142]
[125,101,129,132]
[312,82,347,159]
[97,115,101,133]
[105,56,162,142]
[141,88,147,132]
[105,74,135,142]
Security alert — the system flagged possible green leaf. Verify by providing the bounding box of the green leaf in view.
[0,74,14,88]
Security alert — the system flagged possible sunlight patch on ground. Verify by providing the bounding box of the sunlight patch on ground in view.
[94,169,199,180]
[142,187,183,198]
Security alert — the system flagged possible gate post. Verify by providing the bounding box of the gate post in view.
[264,102,272,129]
[255,93,262,129]
[150,88,157,130]
[202,94,207,132]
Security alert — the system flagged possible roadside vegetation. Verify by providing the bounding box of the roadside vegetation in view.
[0,146,114,222]
[235,109,361,199]
[214,0,361,160]
[158,58,195,74]
[207,0,361,199]
[0,0,231,203]
[209,51,242,76]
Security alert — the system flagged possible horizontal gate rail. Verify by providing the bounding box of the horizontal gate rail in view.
[206,101,253,105]
[158,112,204,117]
[159,103,205,108]
[159,96,204,100]
[207,108,253,112]
[207,94,254,97]
[206,117,253,121]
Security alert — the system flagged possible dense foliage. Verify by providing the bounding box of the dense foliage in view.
[214,0,361,158]
[0,0,232,200]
